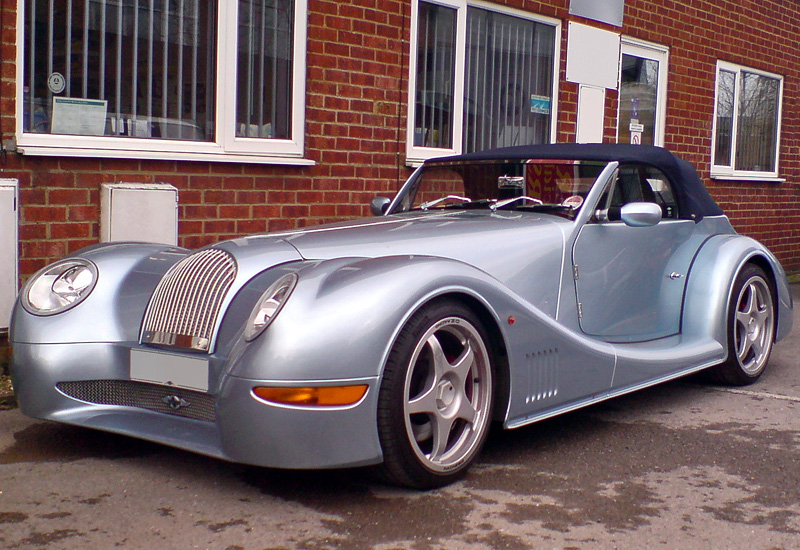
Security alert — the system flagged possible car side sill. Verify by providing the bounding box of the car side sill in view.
[504,358,721,430]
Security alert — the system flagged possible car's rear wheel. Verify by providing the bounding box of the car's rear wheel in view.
[377,300,494,489]
[707,264,776,385]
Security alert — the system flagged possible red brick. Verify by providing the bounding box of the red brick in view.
[68,206,98,222]
[218,205,250,219]
[51,223,92,239]
[24,206,67,223]
[48,188,90,205]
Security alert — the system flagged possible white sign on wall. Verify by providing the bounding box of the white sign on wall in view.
[569,0,625,27]
[566,22,621,90]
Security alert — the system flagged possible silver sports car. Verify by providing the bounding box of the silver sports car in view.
[10,144,793,489]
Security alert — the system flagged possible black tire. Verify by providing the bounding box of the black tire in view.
[376,299,495,489]
[707,264,776,385]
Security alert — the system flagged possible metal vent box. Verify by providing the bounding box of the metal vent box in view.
[0,179,18,329]
[100,183,178,245]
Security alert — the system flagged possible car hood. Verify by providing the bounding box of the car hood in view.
[221,211,569,313]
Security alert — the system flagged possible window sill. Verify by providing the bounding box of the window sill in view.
[710,173,785,183]
[16,144,316,167]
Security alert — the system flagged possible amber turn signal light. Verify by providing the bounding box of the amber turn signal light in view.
[252,384,369,407]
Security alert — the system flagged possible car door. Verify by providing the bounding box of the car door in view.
[571,164,703,342]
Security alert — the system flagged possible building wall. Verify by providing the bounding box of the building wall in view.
[0,0,799,286]
[622,0,800,267]
[0,0,417,277]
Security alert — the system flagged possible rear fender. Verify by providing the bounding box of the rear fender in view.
[682,235,793,348]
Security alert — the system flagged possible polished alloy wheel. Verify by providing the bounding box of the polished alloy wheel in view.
[402,317,493,473]
[733,275,775,375]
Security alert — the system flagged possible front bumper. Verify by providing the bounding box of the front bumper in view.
[10,342,384,470]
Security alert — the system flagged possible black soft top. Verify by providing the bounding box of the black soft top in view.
[428,143,723,221]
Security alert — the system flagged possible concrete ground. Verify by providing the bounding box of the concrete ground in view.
[0,286,798,550]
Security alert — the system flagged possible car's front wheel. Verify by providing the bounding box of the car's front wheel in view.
[377,300,495,489]
[708,264,776,385]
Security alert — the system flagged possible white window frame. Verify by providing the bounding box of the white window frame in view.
[15,0,311,166]
[711,61,783,180]
[617,38,668,147]
[406,0,560,164]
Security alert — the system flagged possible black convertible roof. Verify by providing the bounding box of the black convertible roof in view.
[428,143,723,221]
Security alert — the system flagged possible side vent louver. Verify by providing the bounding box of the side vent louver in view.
[526,348,559,404]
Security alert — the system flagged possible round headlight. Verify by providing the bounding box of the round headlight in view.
[244,272,298,341]
[22,258,99,316]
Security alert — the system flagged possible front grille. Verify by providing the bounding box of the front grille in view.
[57,380,216,422]
[141,248,236,352]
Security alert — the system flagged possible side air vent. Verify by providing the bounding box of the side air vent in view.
[526,348,559,404]
[141,248,236,352]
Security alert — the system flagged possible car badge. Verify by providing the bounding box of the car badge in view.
[162,395,191,410]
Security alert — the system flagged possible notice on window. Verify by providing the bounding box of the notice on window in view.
[51,97,107,136]
[530,95,551,115]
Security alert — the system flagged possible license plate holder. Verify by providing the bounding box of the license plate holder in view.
[130,348,209,392]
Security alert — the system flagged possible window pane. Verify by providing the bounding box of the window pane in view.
[714,69,736,167]
[236,0,294,139]
[614,165,678,219]
[463,8,554,153]
[23,0,216,141]
[618,54,658,146]
[414,1,456,149]
[736,71,780,172]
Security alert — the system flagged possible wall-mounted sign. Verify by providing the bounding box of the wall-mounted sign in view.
[566,23,621,90]
[569,0,625,27]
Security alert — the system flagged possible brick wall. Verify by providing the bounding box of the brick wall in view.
[622,0,800,274]
[1,0,799,283]
[1,0,417,277]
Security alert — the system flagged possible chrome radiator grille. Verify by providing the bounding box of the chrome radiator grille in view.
[141,248,236,352]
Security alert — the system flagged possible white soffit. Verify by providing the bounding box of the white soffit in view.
[566,22,621,90]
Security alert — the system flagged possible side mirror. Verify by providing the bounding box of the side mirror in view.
[620,202,662,227]
[370,196,391,216]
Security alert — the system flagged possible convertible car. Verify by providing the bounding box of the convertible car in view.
[10,144,793,489]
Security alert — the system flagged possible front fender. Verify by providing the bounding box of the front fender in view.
[683,234,793,349]
[225,255,513,382]
[11,242,188,345]
[224,255,619,429]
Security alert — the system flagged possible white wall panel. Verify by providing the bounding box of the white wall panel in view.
[576,85,606,143]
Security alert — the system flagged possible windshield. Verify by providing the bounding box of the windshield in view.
[390,159,607,218]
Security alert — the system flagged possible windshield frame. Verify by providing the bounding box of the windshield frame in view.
[386,158,611,219]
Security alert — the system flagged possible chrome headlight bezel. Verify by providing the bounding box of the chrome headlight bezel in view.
[21,258,99,316]
[244,272,298,342]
